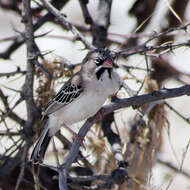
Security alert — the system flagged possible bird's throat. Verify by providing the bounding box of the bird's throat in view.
[96,68,112,80]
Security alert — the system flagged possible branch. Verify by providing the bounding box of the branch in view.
[22,0,40,135]
[158,159,190,179]
[0,68,26,78]
[78,0,93,25]
[103,85,190,114]
[91,0,113,47]
[59,118,95,190]
[0,0,68,59]
[165,102,190,125]
[40,0,95,50]
[0,89,25,125]
[117,40,190,58]
[143,23,190,45]
[0,146,25,180]
[59,84,190,189]
[69,168,128,190]
[117,23,190,57]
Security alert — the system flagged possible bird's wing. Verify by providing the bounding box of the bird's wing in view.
[42,74,83,116]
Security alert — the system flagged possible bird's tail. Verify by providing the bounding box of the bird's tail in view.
[31,121,51,163]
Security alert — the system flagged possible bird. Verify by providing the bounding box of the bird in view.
[31,48,120,163]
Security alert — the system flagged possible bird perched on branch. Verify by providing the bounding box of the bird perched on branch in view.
[31,48,120,163]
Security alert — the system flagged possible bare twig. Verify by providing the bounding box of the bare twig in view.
[165,102,190,125]
[0,69,26,78]
[143,23,190,45]
[41,0,95,50]
[0,0,68,59]
[0,89,25,125]
[117,22,190,58]
[158,159,190,179]
[69,168,128,190]
[117,40,190,58]
[15,143,29,190]
[0,131,20,136]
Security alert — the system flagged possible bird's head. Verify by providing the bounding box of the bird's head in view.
[82,48,117,80]
[93,48,117,69]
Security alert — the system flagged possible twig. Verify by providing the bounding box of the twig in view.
[0,131,20,136]
[0,69,26,78]
[69,168,128,190]
[118,22,190,56]
[121,65,153,72]
[143,23,190,45]
[15,143,29,190]
[117,40,190,58]
[143,51,150,75]
[5,139,24,158]
[165,102,190,125]
[1,118,21,149]
[158,159,190,179]
[0,0,68,59]
[0,89,25,125]
[40,0,95,50]
[0,147,27,180]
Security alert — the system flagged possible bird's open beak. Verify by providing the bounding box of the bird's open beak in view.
[103,58,118,68]
[103,58,113,68]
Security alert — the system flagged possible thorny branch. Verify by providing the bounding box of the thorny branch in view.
[0,0,69,59]
[117,22,190,58]
[143,23,190,45]
[41,0,95,50]
[117,39,190,58]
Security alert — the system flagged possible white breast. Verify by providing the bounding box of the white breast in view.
[49,69,119,135]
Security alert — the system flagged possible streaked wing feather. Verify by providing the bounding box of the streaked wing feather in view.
[43,84,83,116]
